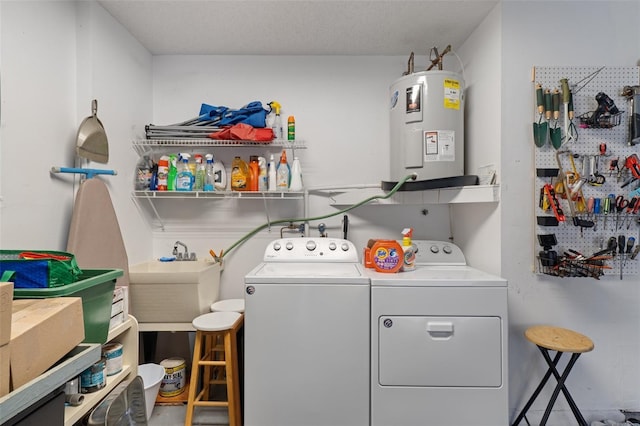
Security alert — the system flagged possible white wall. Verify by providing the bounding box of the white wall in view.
[0,1,78,249]
[75,2,154,266]
[0,2,153,265]
[149,55,457,298]
[5,0,640,423]
[501,1,640,423]
[453,4,502,276]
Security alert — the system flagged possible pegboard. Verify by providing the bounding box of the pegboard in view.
[534,66,640,278]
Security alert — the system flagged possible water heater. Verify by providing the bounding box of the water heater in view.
[387,70,467,186]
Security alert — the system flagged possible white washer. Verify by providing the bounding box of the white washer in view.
[244,237,370,426]
[367,240,508,426]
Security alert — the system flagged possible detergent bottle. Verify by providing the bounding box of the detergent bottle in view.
[269,101,283,140]
[157,156,169,191]
[249,155,260,191]
[167,154,178,191]
[289,156,303,191]
[276,150,290,191]
[268,154,277,192]
[194,154,205,191]
[258,156,268,191]
[176,153,193,191]
[400,228,417,272]
[204,154,215,192]
[212,156,227,191]
[231,156,249,191]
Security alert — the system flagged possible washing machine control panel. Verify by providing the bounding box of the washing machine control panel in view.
[264,237,359,262]
[413,240,466,265]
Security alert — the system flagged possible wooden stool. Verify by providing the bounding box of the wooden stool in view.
[210,298,245,416]
[211,298,245,313]
[185,311,244,426]
[512,325,594,426]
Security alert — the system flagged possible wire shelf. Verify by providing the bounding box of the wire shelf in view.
[537,255,609,279]
[133,139,306,148]
[577,111,624,129]
[132,190,305,200]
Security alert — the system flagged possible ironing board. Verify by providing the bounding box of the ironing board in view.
[66,178,130,287]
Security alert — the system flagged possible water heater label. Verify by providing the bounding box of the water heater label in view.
[424,130,455,161]
[443,79,461,110]
[406,85,421,113]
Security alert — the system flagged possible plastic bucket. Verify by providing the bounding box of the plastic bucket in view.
[138,363,165,420]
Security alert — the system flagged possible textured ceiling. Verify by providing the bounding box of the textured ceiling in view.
[98,0,498,55]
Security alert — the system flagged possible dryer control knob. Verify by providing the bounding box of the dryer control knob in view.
[286,242,294,250]
[341,242,350,251]
[329,242,337,251]
[443,245,452,254]
[273,242,281,251]
[306,240,317,251]
[430,245,439,254]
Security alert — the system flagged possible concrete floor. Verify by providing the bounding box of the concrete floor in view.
[149,404,229,426]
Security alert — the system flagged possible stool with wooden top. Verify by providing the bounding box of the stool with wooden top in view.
[210,298,245,414]
[184,311,244,426]
[512,325,594,426]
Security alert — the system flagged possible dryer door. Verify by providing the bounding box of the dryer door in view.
[378,316,502,387]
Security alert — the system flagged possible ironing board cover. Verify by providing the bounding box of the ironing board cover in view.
[66,178,130,287]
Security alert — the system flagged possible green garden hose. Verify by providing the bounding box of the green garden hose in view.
[219,173,418,259]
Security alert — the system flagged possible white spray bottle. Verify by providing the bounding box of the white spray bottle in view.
[268,154,277,192]
[289,157,303,191]
[269,101,283,140]
[204,154,215,191]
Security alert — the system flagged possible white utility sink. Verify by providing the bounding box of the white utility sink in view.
[129,260,221,323]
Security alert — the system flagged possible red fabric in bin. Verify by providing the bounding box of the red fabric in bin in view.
[209,123,274,142]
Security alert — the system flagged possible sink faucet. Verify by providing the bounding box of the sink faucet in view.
[172,241,197,261]
[173,241,188,259]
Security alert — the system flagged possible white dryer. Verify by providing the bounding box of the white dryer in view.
[244,237,370,426]
[367,240,508,426]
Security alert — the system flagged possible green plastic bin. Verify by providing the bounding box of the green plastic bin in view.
[13,269,123,344]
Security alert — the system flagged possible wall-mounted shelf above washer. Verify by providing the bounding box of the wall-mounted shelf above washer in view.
[319,185,500,206]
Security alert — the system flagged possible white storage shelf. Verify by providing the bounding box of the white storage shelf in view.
[133,138,305,147]
[322,184,500,206]
[132,139,308,230]
[132,189,305,200]
[64,315,139,426]
[133,138,306,156]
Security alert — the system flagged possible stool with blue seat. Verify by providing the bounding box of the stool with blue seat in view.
[184,311,243,426]
[512,325,594,426]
